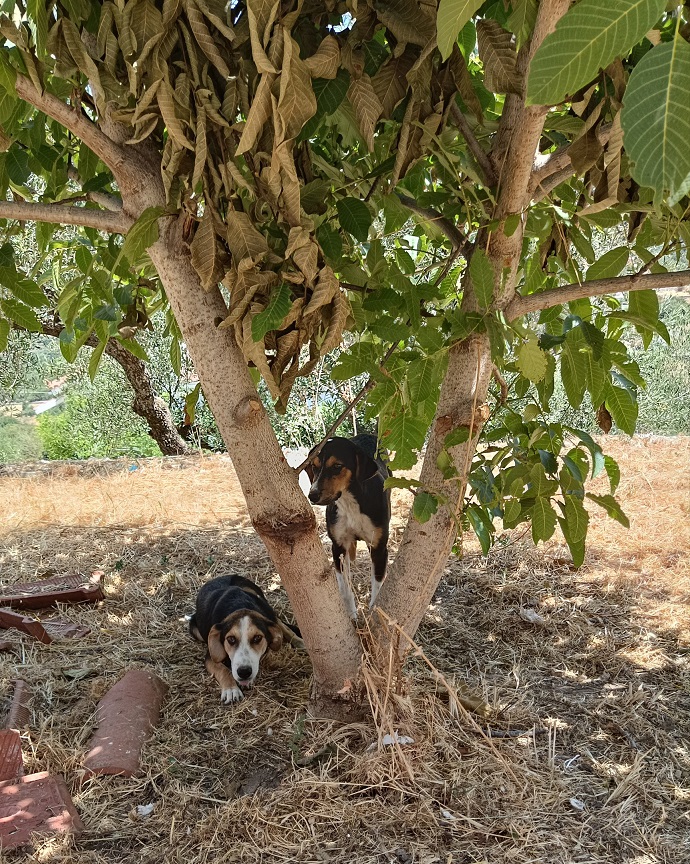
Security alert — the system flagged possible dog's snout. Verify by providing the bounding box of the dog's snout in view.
[236,665,253,681]
[308,488,320,503]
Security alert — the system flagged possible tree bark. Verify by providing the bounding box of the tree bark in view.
[375,334,494,642]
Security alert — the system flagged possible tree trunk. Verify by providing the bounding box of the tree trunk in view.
[103,339,190,456]
[141,204,362,717]
[374,334,493,645]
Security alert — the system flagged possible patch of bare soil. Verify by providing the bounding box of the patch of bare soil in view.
[0,437,688,863]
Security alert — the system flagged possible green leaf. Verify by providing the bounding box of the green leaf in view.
[565,427,604,479]
[437,0,483,62]
[531,497,557,544]
[316,223,343,263]
[467,505,492,555]
[562,494,589,544]
[185,382,201,425]
[121,206,166,264]
[560,331,587,409]
[170,336,182,375]
[585,247,629,281]
[604,455,620,494]
[27,0,49,57]
[332,342,379,380]
[469,248,494,310]
[503,498,521,524]
[527,0,666,105]
[384,477,421,491]
[586,493,630,528]
[336,197,372,242]
[0,297,42,331]
[413,491,439,524]
[605,384,638,435]
[621,36,690,204]
[118,338,150,362]
[529,463,558,497]
[8,278,47,308]
[251,283,292,341]
[407,356,437,403]
[5,148,29,185]
[516,335,548,383]
[88,339,106,381]
[0,316,9,351]
[382,412,428,470]
[444,426,470,447]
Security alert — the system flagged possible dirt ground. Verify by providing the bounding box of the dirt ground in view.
[0,436,688,863]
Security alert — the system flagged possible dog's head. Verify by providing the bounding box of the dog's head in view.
[306,437,379,506]
[207,610,283,688]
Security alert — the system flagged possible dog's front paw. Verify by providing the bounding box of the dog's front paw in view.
[221,686,243,704]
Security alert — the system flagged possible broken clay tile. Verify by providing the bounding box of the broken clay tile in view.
[0,771,84,850]
[0,730,23,782]
[0,609,51,644]
[7,681,31,731]
[42,619,91,641]
[0,573,103,610]
[83,669,168,778]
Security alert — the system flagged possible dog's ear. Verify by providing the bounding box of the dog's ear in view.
[355,450,380,483]
[267,624,283,652]
[207,625,227,662]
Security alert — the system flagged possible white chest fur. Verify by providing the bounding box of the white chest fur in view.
[330,491,377,547]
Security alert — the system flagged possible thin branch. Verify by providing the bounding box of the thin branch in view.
[295,342,399,475]
[396,193,473,258]
[67,166,123,212]
[15,74,129,176]
[505,269,690,320]
[529,124,613,203]
[449,102,497,187]
[0,199,129,233]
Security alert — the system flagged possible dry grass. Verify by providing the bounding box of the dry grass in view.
[0,437,688,864]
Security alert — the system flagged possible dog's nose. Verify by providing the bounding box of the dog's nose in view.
[308,489,320,503]
[236,666,252,681]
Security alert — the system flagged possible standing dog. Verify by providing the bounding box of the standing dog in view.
[189,574,303,704]
[306,434,391,619]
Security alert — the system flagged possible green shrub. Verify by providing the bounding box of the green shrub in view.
[37,364,161,460]
[0,415,44,463]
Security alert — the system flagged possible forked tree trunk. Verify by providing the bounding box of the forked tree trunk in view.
[142,202,362,716]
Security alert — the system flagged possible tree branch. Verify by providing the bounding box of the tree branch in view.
[529,124,613,202]
[396,194,473,258]
[449,102,497,187]
[505,269,690,320]
[67,166,123,212]
[15,74,129,176]
[0,200,129,233]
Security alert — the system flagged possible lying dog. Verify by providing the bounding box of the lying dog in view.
[189,574,303,704]
[306,433,391,619]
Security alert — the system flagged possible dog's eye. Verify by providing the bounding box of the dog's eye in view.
[227,636,236,646]
[251,634,263,645]
[332,463,343,472]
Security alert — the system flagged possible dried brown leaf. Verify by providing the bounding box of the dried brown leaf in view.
[347,74,383,152]
[225,210,269,262]
[305,34,340,80]
[372,49,415,119]
[476,19,520,95]
[190,209,219,290]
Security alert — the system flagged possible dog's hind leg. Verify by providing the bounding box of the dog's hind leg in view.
[333,541,357,621]
[369,538,388,608]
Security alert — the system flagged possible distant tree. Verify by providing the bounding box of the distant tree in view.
[0,0,689,715]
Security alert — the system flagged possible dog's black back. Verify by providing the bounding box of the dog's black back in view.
[190,574,285,643]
